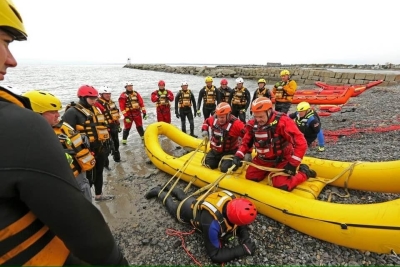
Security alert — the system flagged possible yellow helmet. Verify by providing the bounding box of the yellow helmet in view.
[297,101,311,112]
[205,76,213,83]
[258,78,266,84]
[23,90,62,113]
[0,0,27,41]
[280,70,290,76]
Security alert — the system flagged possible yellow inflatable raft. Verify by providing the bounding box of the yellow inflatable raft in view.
[144,122,400,254]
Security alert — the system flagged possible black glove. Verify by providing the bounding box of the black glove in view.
[143,113,148,120]
[176,113,180,119]
[242,239,256,255]
[232,156,243,170]
[118,126,122,133]
[283,162,297,176]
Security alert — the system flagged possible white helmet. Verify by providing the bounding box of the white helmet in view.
[235,77,244,84]
[181,81,188,86]
[99,86,111,94]
[125,82,133,87]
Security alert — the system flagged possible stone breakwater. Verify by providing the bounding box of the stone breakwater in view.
[124,64,400,86]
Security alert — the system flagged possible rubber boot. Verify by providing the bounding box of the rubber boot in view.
[299,164,317,179]
[122,129,130,144]
[137,126,145,137]
[113,151,121,162]
[145,186,162,199]
[189,120,197,137]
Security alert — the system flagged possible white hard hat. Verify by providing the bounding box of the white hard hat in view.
[99,86,112,94]
[125,82,133,87]
[181,81,188,86]
[235,77,244,84]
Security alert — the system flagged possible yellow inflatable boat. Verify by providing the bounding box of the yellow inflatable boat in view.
[144,122,400,254]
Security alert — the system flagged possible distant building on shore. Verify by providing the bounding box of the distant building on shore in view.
[267,62,281,67]
[127,58,131,65]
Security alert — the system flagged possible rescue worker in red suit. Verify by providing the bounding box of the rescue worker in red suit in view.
[145,187,257,263]
[233,97,317,191]
[119,82,147,144]
[151,80,174,123]
[201,102,246,173]
[94,86,121,167]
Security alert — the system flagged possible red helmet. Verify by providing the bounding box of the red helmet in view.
[77,85,98,97]
[158,80,165,86]
[220,79,228,85]
[226,198,257,226]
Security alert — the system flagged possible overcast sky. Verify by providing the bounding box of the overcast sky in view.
[11,0,399,65]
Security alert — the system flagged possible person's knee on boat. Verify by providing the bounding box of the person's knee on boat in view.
[233,97,316,191]
[201,103,246,173]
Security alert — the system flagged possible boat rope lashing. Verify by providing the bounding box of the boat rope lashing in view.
[307,161,362,202]
[217,154,234,170]
[184,137,209,193]
[200,137,210,168]
[176,165,236,224]
[160,137,209,204]
[240,160,289,185]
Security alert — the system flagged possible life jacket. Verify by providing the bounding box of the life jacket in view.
[156,90,170,106]
[209,115,239,153]
[294,109,321,137]
[252,114,288,161]
[203,86,217,105]
[70,103,109,143]
[178,89,192,108]
[274,80,294,102]
[255,87,271,99]
[191,190,237,237]
[124,91,141,111]
[53,121,96,177]
[219,87,231,103]
[96,98,120,123]
[231,87,248,106]
[0,87,70,266]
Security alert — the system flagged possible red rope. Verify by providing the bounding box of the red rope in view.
[166,228,202,267]
[324,124,400,143]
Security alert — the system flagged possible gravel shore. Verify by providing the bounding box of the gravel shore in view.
[98,84,400,266]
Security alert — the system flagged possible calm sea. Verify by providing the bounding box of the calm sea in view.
[1,64,262,113]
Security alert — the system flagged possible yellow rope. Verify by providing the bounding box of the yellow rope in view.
[178,165,237,223]
[160,137,208,204]
[184,138,209,193]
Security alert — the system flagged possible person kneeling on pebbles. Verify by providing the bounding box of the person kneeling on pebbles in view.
[145,187,257,263]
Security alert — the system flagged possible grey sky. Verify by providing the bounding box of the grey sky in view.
[12,0,400,65]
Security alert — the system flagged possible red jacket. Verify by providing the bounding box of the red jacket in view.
[118,91,145,117]
[236,112,307,166]
[202,114,245,152]
[151,89,174,106]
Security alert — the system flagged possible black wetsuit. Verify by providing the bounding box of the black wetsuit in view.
[157,188,250,263]
[62,100,106,196]
[197,86,221,119]
[0,87,127,265]
[175,90,197,135]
